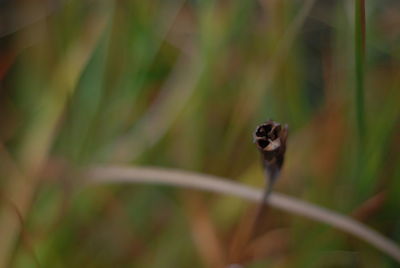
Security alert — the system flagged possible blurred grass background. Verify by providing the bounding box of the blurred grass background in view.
[1,0,400,267]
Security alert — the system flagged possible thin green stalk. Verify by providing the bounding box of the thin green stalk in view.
[354,0,368,199]
[355,0,366,141]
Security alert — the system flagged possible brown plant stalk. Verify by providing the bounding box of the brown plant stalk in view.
[248,121,288,253]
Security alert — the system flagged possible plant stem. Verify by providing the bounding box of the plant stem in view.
[84,165,400,263]
[355,0,366,141]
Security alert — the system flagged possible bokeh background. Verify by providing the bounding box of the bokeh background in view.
[1,0,400,267]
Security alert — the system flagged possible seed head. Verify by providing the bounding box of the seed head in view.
[253,120,288,182]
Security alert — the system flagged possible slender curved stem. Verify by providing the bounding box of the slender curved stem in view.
[83,165,400,263]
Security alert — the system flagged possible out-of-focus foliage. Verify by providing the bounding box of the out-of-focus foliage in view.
[1,0,400,267]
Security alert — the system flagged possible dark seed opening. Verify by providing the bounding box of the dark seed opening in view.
[257,139,269,148]
[256,124,273,138]
[255,127,266,137]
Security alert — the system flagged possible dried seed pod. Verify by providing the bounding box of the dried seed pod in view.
[246,120,288,243]
[253,120,288,184]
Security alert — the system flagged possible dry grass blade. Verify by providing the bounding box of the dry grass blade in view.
[0,4,112,267]
[84,165,400,263]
